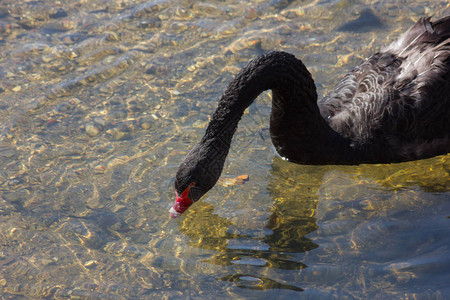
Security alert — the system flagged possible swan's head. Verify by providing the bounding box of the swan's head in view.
[169,181,196,218]
[170,147,222,218]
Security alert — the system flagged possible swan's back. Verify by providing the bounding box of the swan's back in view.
[321,16,450,162]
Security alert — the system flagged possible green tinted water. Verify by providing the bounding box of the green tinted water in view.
[0,0,449,298]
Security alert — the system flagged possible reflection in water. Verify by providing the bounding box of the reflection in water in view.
[177,156,324,292]
[221,274,304,291]
[177,154,450,292]
[178,160,321,251]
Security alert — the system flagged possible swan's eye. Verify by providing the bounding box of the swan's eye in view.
[189,182,196,187]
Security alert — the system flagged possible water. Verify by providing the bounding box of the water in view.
[0,0,449,298]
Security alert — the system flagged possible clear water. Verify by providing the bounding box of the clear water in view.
[0,0,449,298]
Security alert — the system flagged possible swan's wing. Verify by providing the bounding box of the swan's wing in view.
[381,16,450,145]
[319,52,402,146]
[320,16,450,157]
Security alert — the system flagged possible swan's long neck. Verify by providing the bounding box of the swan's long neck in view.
[200,52,342,166]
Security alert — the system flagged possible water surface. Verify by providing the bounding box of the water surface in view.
[0,0,449,298]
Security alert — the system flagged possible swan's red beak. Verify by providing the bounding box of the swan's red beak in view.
[169,186,193,218]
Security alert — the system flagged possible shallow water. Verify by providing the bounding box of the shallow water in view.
[0,0,449,298]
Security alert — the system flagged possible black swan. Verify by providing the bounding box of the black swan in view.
[170,16,450,217]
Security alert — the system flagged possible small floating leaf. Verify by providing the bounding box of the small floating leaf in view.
[218,174,249,187]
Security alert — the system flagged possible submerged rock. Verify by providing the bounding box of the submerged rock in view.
[337,9,385,32]
[85,123,101,136]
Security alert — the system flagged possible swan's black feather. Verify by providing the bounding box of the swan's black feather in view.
[322,16,450,161]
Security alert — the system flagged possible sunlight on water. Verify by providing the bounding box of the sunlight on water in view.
[0,0,449,298]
